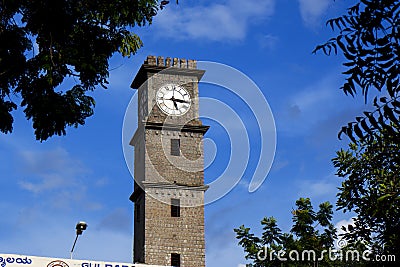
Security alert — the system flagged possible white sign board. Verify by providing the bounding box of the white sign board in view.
[0,254,169,267]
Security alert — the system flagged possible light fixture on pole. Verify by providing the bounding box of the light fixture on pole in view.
[70,221,87,259]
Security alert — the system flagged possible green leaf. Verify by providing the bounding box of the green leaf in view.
[377,194,392,202]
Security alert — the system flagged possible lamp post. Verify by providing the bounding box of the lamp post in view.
[70,221,87,259]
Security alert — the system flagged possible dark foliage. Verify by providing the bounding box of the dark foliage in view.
[0,0,172,140]
[313,0,400,143]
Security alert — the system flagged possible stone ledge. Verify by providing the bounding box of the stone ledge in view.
[142,181,209,191]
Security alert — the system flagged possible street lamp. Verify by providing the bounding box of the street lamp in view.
[70,221,87,259]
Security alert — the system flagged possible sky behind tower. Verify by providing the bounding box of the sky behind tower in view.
[0,1,364,266]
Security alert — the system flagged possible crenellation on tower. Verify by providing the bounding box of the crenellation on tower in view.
[157,56,164,67]
[187,59,197,69]
[131,56,204,90]
[165,57,172,67]
[173,57,179,67]
[179,58,187,68]
[144,55,197,69]
[145,55,157,65]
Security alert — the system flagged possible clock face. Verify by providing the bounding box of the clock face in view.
[156,84,191,116]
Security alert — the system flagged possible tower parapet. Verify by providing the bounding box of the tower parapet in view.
[131,56,203,89]
[145,55,197,69]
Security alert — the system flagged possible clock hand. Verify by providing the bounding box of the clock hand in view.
[165,95,188,110]
[174,99,190,104]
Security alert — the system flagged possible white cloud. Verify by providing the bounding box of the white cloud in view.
[297,173,340,201]
[206,238,248,267]
[298,0,330,26]
[271,158,289,172]
[292,87,333,113]
[275,73,347,136]
[97,208,132,234]
[335,217,355,237]
[153,0,275,41]
[258,34,279,50]
[15,146,103,211]
[334,217,355,249]
[94,177,109,187]
[18,147,88,194]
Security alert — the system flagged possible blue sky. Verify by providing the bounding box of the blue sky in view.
[0,0,368,266]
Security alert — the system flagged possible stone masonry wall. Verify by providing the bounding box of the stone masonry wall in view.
[144,129,205,186]
[144,188,206,267]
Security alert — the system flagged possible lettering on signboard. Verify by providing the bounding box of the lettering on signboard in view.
[0,257,32,267]
[82,264,100,267]
[82,264,134,267]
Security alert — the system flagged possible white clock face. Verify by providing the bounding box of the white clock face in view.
[156,84,191,116]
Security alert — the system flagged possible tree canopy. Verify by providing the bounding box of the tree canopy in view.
[314,0,400,260]
[0,0,172,141]
[234,198,349,266]
[313,0,400,142]
[333,126,400,259]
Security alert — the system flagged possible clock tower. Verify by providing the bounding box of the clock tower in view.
[129,56,209,267]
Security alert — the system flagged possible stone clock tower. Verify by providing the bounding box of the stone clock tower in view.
[129,56,209,267]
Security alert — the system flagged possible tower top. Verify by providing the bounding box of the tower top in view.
[145,55,197,69]
[130,55,204,89]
